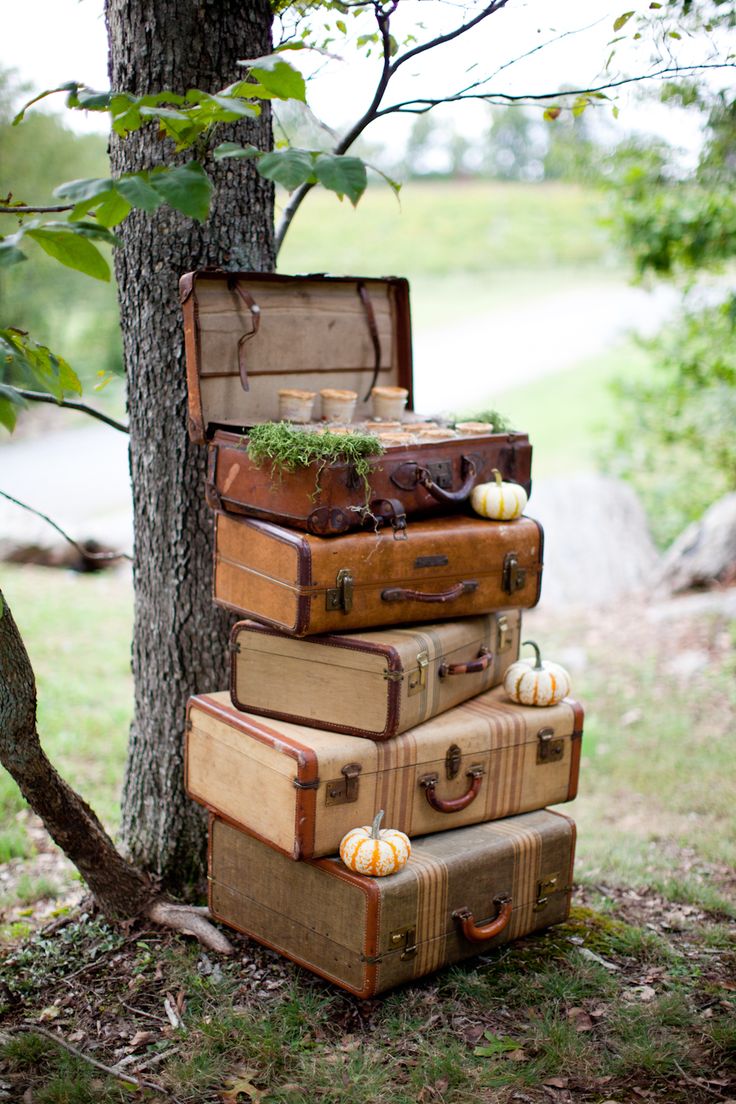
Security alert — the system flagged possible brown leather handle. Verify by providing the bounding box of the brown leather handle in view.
[439,647,493,677]
[453,896,513,943]
[418,456,477,504]
[381,580,478,604]
[419,766,485,812]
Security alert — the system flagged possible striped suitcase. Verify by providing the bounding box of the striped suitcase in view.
[208,808,576,998]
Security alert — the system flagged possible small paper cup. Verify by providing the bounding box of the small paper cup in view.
[371,386,409,421]
[320,388,358,423]
[278,388,316,422]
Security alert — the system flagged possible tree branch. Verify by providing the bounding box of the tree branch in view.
[0,488,133,564]
[0,204,75,215]
[11,388,129,433]
[374,62,736,117]
[388,0,510,75]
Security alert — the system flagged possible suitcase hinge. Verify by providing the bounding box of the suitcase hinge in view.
[407,650,429,696]
[534,872,559,911]
[324,762,361,805]
[496,614,514,653]
[383,669,404,683]
[228,640,241,654]
[536,727,564,764]
[325,568,354,613]
[389,925,417,960]
[502,552,526,595]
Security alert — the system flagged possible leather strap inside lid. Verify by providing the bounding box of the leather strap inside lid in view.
[357,281,381,401]
[229,277,261,392]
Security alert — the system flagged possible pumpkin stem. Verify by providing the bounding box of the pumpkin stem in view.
[371,810,385,839]
[522,640,544,670]
[491,468,503,488]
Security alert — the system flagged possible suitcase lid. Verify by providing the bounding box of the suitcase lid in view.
[189,685,582,781]
[181,270,413,444]
[231,613,519,688]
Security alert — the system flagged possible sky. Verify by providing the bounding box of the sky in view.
[0,0,725,156]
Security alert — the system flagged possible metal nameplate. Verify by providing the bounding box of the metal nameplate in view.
[415,554,449,568]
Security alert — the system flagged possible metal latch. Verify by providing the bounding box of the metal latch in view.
[425,460,453,489]
[537,727,564,764]
[325,568,354,613]
[389,925,417,960]
[407,650,429,696]
[496,614,514,653]
[534,873,559,911]
[502,552,526,595]
[445,743,462,780]
[325,762,361,805]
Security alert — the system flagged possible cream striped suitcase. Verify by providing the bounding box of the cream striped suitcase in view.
[186,685,583,859]
[208,808,576,998]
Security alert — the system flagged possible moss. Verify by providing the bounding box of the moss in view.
[246,421,384,505]
[454,408,515,433]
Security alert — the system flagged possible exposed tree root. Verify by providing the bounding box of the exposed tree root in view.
[146,900,234,954]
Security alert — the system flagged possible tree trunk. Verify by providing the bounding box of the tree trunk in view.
[105,0,275,890]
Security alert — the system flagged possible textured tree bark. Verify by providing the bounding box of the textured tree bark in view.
[105,0,275,889]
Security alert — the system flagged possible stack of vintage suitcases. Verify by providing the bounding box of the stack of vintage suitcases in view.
[180,271,584,999]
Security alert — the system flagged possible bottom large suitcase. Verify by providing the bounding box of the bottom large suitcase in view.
[209,809,576,998]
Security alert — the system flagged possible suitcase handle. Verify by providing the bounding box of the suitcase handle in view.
[418,456,477,504]
[439,647,493,677]
[419,765,485,812]
[381,580,478,604]
[453,896,513,943]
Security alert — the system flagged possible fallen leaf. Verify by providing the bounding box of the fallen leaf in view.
[507,1049,527,1061]
[129,1030,157,1049]
[462,1024,487,1045]
[38,1006,60,1022]
[435,1076,449,1092]
[221,1070,265,1103]
[567,1007,594,1032]
[576,946,620,971]
[544,1077,569,1088]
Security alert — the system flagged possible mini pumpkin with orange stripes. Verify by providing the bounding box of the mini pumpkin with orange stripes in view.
[504,640,571,707]
[470,468,528,521]
[339,810,411,877]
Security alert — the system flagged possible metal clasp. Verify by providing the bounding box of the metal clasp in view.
[534,873,559,911]
[496,614,514,653]
[502,552,526,595]
[389,925,417,960]
[324,762,361,805]
[536,727,564,764]
[407,650,429,696]
[445,743,462,780]
[325,568,354,613]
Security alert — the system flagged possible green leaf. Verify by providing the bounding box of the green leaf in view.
[213,142,260,161]
[612,104,620,119]
[613,10,635,30]
[0,238,27,268]
[314,153,367,206]
[257,148,315,191]
[336,19,346,33]
[148,161,213,222]
[0,395,18,431]
[53,177,114,204]
[26,226,110,281]
[94,190,132,228]
[115,174,164,213]
[544,106,562,121]
[12,82,79,125]
[239,55,306,102]
[72,89,113,111]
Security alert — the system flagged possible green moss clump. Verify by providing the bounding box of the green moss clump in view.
[453,409,515,433]
[247,421,385,503]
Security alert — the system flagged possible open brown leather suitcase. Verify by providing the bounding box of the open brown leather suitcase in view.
[214,512,543,636]
[229,612,522,741]
[181,271,532,534]
[186,684,583,859]
[208,808,576,998]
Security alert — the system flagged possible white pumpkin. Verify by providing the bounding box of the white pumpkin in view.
[339,810,411,877]
[504,640,571,707]
[470,469,527,521]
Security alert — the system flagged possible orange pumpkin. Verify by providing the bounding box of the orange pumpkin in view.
[339,810,411,877]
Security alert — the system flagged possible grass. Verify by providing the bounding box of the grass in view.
[1,904,733,1102]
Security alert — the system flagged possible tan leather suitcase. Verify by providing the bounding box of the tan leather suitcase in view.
[229,613,522,741]
[213,512,543,636]
[185,685,583,859]
[208,809,576,998]
[181,270,532,534]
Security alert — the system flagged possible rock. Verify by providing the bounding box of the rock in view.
[529,475,660,608]
[656,492,736,595]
